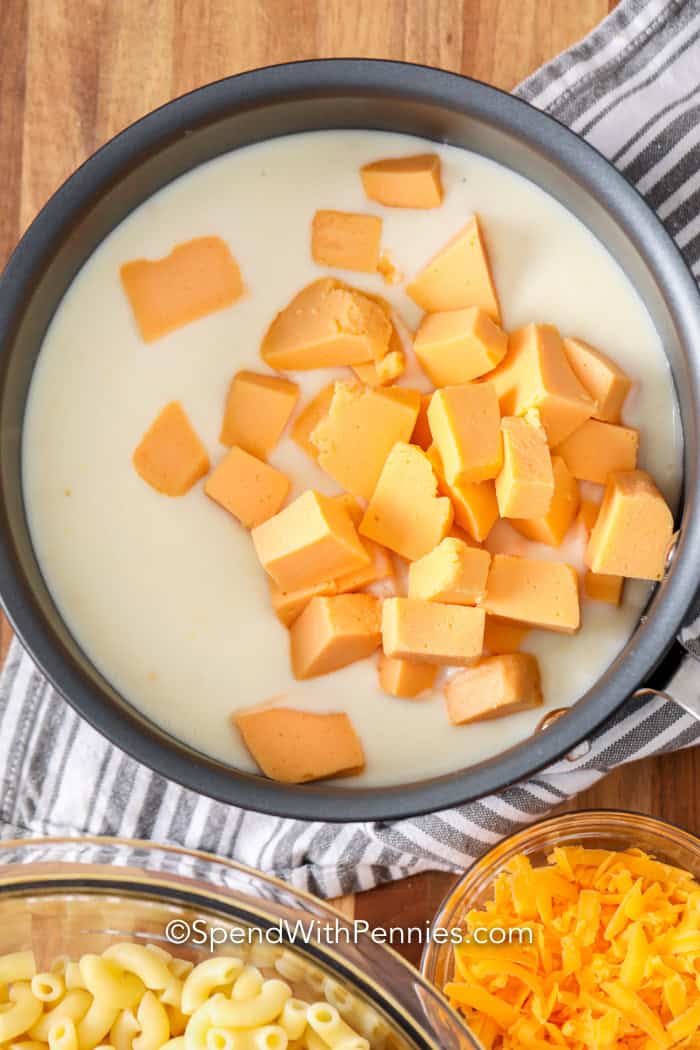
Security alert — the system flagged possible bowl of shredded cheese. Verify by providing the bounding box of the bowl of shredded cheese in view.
[421,810,700,1049]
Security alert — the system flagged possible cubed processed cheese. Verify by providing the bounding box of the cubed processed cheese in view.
[133,401,209,497]
[483,554,580,633]
[269,578,336,627]
[512,455,579,546]
[408,537,491,606]
[360,442,453,560]
[234,707,364,783]
[495,415,554,519]
[427,445,499,543]
[378,654,438,698]
[310,381,420,499]
[331,492,364,526]
[483,617,530,654]
[407,216,500,321]
[252,490,370,591]
[488,324,594,446]
[585,470,674,581]
[360,154,443,209]
[563,337,633,423]
[261,279,391,370]
[290,594,381,679]
[445,653,543,725]
[352,349,406,387]
[219,371,299,457]
[578,495,602,534]
[414,307,508,386]
[334,539,393,593]
[291,383,336,459]
[584,571,624,606]
[411,394,433,450]
[120,236,244,342]
[428,383,502,484]
[311,210,382,273]
[555,418,639,484]
[382,597,485,666]
[205,447,290,528]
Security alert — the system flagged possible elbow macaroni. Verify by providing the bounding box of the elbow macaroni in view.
[0,948,375,1050]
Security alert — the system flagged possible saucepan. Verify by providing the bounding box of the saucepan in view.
[0,59,699,822]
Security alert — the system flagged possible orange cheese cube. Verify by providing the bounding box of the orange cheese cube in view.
[488,324,594,446]
[310,381,420,499]
[483,617,529,654]
[335,539,393,593]
[290,594,381,679]
[378,655,438,698]
[352,349,405,387]
[360,153,443,209]
[311,210,382,273]
[563,338,633,423]
[555,418,639,485]
[407,216,500,321]
[382,597,485,666]
[219,371,299,457]
[584,571,624,606]
[360,442,453,560]
[269,578,336,627]
[205,447,290,528]
[414,307,507,386]
[120,236,244,342]
[483,554,580,633]
[330,492,364,526]
[495,415,554,519]
[585,470,674,581]
[252,490,370,591]
[578,496,602,534]
[511,455,579,547]
[291,383,336,460]
[427,445,499,543]
[133,401,209,496]
[261,279,391,370]
[408,538,491,606]
[235,707,364,783]
[445,653,543,725]
[428,383,502,484]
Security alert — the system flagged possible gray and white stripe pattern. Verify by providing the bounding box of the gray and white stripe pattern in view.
[2,0,700,896]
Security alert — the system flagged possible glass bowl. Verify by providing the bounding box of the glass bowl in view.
[421,808,700,994]
[0,836,477,1049]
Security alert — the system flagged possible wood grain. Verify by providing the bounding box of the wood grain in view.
[4,0,696,966]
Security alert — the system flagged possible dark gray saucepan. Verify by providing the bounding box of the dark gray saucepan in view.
[1,60,700,822]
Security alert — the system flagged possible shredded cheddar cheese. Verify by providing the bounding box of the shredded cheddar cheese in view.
[447,846,700,1049]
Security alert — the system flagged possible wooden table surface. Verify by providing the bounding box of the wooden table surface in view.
[2,0,698,970]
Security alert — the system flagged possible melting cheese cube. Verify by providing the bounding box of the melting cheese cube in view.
[488,323,594,446]
[133,401,209,497]
[235,707,365,783]
[261,279,391,370]
[360,442,453,560]
[360,153,443,208]
[483,617,529,655]
[407,216,500,321]
[584,571,624,606]
[483,554,580,633]
[335,539,393,593]
[408,538,491,606]
[290,594,381,679]
[270,578,337,627]
[378,655,438,698]
[252,490,370,591]
[512,455,579,546]
[219,371,299,457]
[427,445,499,543]
[555,418,639,484]
[120,236,244,342]
[311,382,420,499]
[585,470,674,581]
[563,338,633,423]
[445,653,543,725]
[311,210,382,273]
[496,415,554,519]
[353,349,406,387]
[382,597,485,666]
[414,307,508,386]
[205,447,290,529]
[428,383,502,484]
[291,383,336,460]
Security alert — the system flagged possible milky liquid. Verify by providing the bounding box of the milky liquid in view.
[22,130,683,787]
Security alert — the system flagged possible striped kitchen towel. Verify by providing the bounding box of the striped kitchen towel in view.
[2,0,700,896]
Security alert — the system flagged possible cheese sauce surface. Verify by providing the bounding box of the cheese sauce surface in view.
[22,130,683,786]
